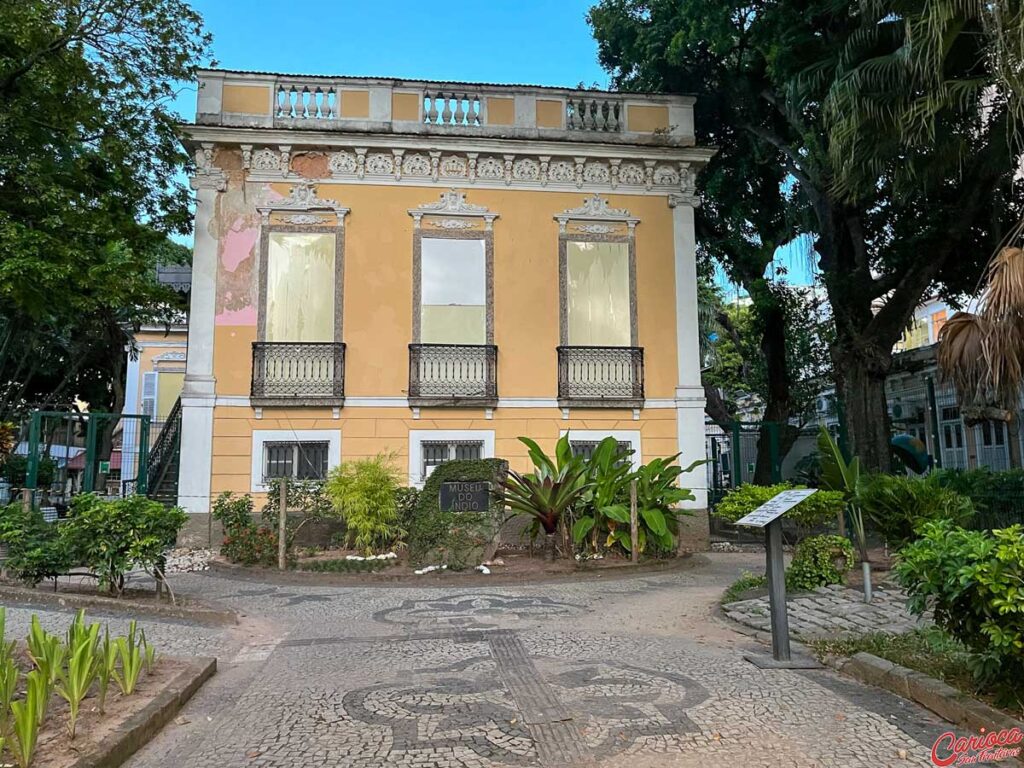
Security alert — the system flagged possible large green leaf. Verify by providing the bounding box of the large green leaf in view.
[572,516,596,544]
[600,504,631,523]
[817,426,855,496]
[640,507,667,537]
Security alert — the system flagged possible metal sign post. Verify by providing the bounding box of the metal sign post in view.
[735,489,823,669]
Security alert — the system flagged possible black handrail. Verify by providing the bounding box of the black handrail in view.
[146,397,181,499]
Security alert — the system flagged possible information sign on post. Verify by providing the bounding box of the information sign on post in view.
[735,488,822,669]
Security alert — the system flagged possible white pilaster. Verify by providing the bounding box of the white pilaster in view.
[177,168,224,514]
[670,195,708,509]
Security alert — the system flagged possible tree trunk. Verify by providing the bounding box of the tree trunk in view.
[833,348,893,473]
[752,285,794,484]
[543,533,557,562]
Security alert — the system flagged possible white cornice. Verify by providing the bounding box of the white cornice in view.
[181,124,716,164]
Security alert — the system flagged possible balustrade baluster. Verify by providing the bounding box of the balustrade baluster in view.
[441,93,453,124]
[426,93,437,123]
[468,96,480,125]
[454,95,465,125]
[607,102,619,131]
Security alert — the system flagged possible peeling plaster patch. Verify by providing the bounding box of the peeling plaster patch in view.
[222,222,258,272]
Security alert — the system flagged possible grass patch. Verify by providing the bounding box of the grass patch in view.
[809,627,974,688]
[297,558,395,573]
[722,570,768,605]
[809,627,1024,720]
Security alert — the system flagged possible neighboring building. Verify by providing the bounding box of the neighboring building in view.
[175,69,713,547]
[121,323,188,493]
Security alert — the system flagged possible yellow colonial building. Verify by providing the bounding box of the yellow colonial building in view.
[177,69,714,547]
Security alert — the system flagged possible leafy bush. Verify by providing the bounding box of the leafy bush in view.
[212,492,280,567]
[325,453,405,554]
[408,459,508,567]
[0,455,56,487]
[932,467,1024,529]
[858,473,975,546]
[713,482,845,531]
[785,534,854,591]
[568,438,699,557]
[895,520,1024,704]
[0,504,70,586]
[298,558,394,573]
[60,495,186,593]
[261,478,333,519]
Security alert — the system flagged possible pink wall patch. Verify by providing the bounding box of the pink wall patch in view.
[215,306,257,325]
[221,220,257,272]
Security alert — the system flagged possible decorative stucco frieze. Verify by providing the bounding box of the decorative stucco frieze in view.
[236,142,707,199]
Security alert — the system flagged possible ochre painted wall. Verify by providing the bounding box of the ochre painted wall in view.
[340,90,370,119]
[210,182,680,400]
[210,404,679,503]
[486,97,514,126]
[535,99,563,129]
[392,92,420,121]
[626,105,669,133]
[222,85,271,115]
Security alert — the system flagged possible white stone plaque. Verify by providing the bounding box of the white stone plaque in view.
[734,489,818,528]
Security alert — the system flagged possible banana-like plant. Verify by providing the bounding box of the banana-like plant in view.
[57,621,100,738]
[817,426,872,602]
[503,436,591,561]
[571,438,634,551]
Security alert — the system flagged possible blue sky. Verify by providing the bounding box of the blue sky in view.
[173,0,817,289]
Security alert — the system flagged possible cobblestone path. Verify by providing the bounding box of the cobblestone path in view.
[724,583,928,640]
[3,554,956,767]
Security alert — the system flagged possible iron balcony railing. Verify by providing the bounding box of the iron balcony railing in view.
[145,398,181,501]
[557,346,645,406]
[408,344,498,406]
[251,341,346,404]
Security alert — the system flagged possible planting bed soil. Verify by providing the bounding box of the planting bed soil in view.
[6,652,206,768]
[214,547,703,586]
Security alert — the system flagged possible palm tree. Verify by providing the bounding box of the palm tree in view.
[938,240,1024,426]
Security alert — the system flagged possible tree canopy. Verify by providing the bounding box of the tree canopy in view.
[0,0,212,420]
[590,0,1023,470]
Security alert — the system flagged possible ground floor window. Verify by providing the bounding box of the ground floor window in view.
[263,441,330,481]
[408,430,495,486]
[250,430,341,492]
[561,430,642,469]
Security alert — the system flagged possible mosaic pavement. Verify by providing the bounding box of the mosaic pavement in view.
[2,555,960,767]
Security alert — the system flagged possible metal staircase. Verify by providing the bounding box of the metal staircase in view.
[146,398,181,505]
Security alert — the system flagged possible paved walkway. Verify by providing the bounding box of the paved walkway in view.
[724,583,927,640]
[3,554,952,767]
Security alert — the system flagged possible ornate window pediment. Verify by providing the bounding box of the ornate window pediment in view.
[408,189,499,230]
[257,181,350,225]
[554,194,640,234]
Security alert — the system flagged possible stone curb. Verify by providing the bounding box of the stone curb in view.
[208,552,706,587]
[66,656,217,768]
[0,583,238,626]
[825,652,1024,762]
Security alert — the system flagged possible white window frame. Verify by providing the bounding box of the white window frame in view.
[250,429,341,493]
[560,429,642,470]
[408,429,495,487]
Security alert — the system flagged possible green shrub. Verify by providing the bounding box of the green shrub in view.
[785,534,854,591]
[713,483,845,531]
[325,453,404,554]
[212,492,276,567]
[1,455,56,487]
[858,474,974,547]
[932,468,1024,529]
[895,520,1024,704]
[61,495,186,592]
[395,486,421,523]
[298,557,394,573]
[0,504,71,586]
[408,459,508,567]
[722,570,768,604]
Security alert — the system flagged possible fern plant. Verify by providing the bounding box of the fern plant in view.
[325,453,405,554]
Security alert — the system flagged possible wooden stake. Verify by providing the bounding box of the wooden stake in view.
[629,479,639,564]
[278,478,287,571]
